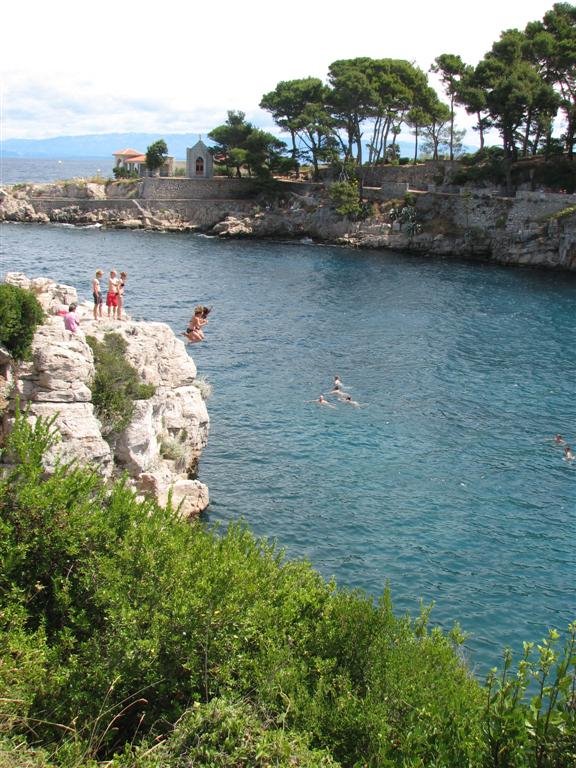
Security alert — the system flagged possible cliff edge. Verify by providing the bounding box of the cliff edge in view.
[0,273,210,516]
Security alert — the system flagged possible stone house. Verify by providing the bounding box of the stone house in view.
[186,139,213,179]
[113,148,175,177]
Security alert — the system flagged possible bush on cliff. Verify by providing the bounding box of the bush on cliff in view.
[0,411,574,768]
[86,332,155,436]
[329,179,363,219]
[0,284,44,361]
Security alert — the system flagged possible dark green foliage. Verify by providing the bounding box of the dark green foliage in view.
[112,166,139,180]
[0,284,44,361]
[329,179,362,218]
[86,333,155,436]
[452,146,508,186]
[531,156,576,193]
[1,412,574,768]
[208,111,288,178]
[483,629,576,768]
[145,139,168,175]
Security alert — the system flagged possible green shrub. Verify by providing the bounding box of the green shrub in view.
[112,166,139,180]
[532,157,576,194]
[482,627,576,768]
[0,737,56,768]
[159,434,188,469]
[213,163,230,176]
[86,332,155,437]
[1,411,574,768]
[452,147,507,186]
[329,180,362,218]
[404,191,417,206]
[545,205,576,222]
[112,698,340,767]
[0,284,44,361]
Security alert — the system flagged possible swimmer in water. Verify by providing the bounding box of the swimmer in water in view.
[554,434,566,445]
[332,375,343,392]
[307,394,336,408]
[341,395,366,408]
[563,444,575,461]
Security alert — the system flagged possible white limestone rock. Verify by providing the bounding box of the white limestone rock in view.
[115,399,158,474]
[137,469,209,519]
[4,272,78,314]
[15,322,93,403]
[89,320,198,387]
[6,402,114,477]
[1,274,211,516]
[212,216,253,237]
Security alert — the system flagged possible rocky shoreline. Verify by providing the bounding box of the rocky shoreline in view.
[1,178,576,270]
[0,273,210,517]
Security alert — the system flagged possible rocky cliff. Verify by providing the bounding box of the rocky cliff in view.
[211,189,576,270]
[2,178,576,270]
[0,273,210,517]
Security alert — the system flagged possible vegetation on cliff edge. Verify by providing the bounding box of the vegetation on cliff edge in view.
[0,284,44,362]
[86,332,155,438]
[1,411,575,767]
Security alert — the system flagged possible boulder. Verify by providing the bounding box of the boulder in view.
[4,402,114,477]
[212,216,253,237]
[137,469,209,519]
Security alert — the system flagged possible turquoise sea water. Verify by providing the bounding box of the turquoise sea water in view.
[1,222,574,673]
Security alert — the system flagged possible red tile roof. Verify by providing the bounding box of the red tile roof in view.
[113,148,142,157]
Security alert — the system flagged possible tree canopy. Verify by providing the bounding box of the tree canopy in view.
[258,4,576,171]
[145,139,168,175]
[208,111,288,178]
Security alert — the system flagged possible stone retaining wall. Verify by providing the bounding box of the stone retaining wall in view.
[141,177,257,200]
[415,189,576,237]
[360,160,460,189]
[28,198,256,228]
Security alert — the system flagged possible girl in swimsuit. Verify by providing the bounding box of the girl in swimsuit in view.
[183,306,208,343]
[118,271,127,320]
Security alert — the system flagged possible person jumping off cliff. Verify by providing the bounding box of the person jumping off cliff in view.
[183,305,212,343]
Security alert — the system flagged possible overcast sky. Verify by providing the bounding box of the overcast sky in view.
[1,0,561,144]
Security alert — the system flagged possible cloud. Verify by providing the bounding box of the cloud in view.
[1,0,559,141]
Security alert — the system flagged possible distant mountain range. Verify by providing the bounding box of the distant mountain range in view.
[1,133,205,160]
[1,132,477,161]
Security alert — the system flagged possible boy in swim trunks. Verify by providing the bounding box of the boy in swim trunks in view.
[92,269,103,319]
[106,270,119,319]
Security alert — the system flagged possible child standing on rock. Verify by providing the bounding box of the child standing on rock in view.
[106,270,119,319]
[118,271,127,320]
[92,269,103,319]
